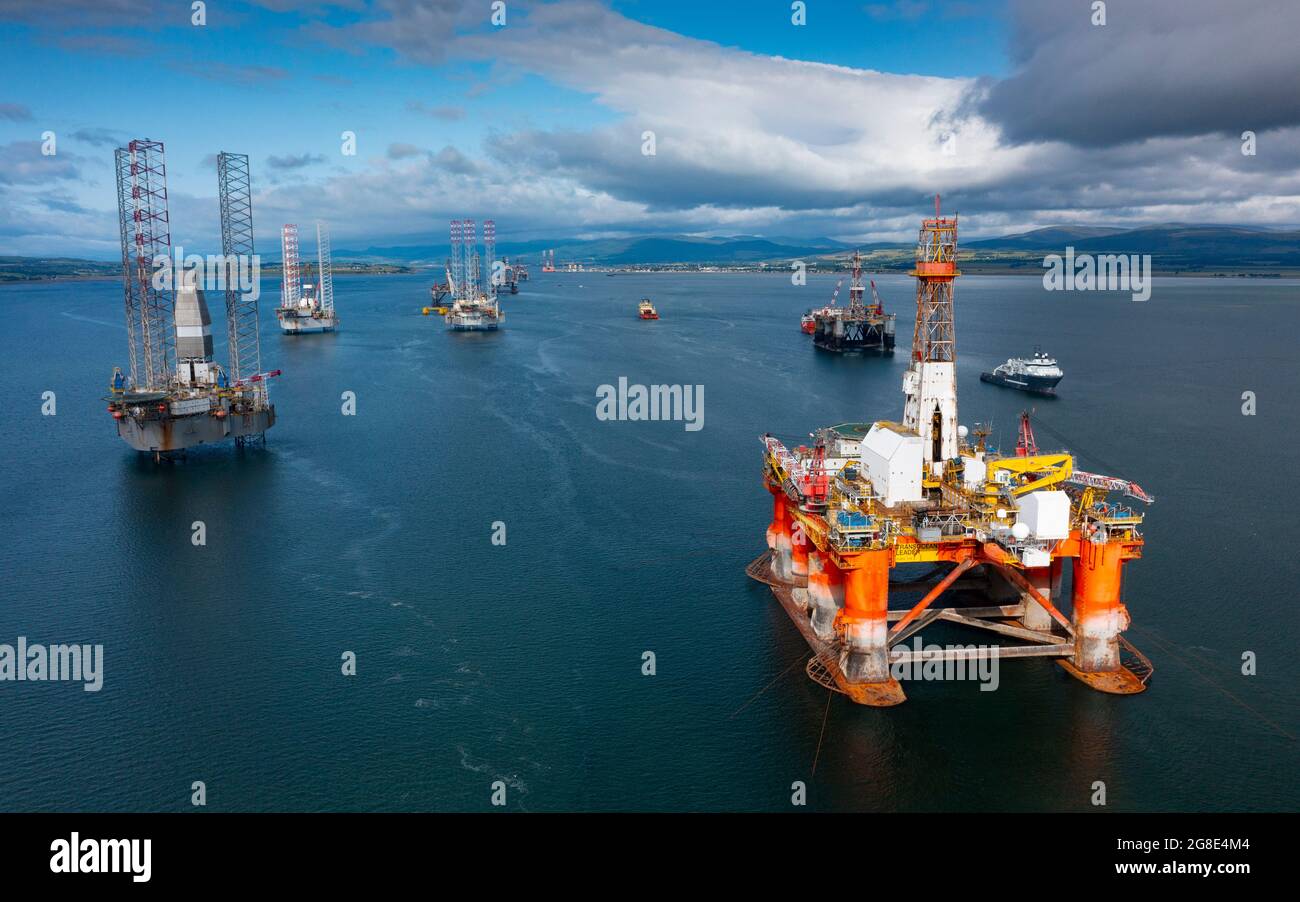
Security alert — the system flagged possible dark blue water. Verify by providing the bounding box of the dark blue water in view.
[1,272,1296,811]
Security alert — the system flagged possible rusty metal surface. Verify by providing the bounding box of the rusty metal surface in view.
[1057,658,1148,694]
[767,574,906,706]
[744,550,807,588]
[748,551,1148,704]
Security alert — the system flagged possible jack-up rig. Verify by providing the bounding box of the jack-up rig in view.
[810,250,896,353]
[439,218,503,331]
[276,221,338,333]
[749,197,1155,705]
[105,141,278,461]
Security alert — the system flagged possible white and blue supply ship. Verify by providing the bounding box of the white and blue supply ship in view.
[980,348,1064,395]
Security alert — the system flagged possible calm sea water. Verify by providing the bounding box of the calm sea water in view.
[1,271,1296,812]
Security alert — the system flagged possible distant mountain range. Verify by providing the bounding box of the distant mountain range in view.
[963,224,1300,270]
[330,235,857,266]
[3,224,1298,280]
[335,224,1300,271]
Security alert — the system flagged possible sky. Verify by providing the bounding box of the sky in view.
[1,0,1298,257]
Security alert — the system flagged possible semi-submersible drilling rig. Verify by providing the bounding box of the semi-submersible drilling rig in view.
[105,141,277,459]
[750,198,1154,706]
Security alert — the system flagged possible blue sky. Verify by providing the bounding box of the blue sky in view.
[1,0,1296,257]
[610,0,1010,77]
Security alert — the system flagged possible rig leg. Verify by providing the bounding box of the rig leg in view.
[791,526,809,579]
[789,524,811,606]
[1022,565,1054,631]
[840,550,891,683]
[807,549,843,639]
[766,495,794,584]
[1071,540,1129,673]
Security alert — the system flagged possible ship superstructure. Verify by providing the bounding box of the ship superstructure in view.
[444,218,503,331]
[276,221,338,333]
[501,257,520,294]
[811,250,896,353]
[105,142,277,460]
[751,197,1154,705]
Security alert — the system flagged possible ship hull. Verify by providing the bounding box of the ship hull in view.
[979,371,1062,395]
[448,321,501,331]
[278,313,337,333]
[115,406,276,453]
[812,324,895,353]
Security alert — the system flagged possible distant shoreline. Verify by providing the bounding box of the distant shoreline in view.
[4,267,1297,284]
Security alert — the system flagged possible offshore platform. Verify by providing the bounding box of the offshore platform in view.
[750,197,1154,705]
[276,221,338,333]
[105,141,277,460]
[811,250,896,353]
[439,218,503,331]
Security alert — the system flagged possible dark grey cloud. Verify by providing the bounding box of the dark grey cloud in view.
[174,62,291,86]
[432,146,477,175]
[979,0,1300,147]
[347,0,467,65]
[0,141,81,185]
[71,128,124,147]
[50,33,152,55]
[41,192,91,215]
[267,153,328,170]
[0,0,159,26]
[488,127,922,213]
[406,101,465,121]
[0,103,33,121]
[387,143,423,159]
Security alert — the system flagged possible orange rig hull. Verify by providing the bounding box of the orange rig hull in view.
[749,486,1150,706]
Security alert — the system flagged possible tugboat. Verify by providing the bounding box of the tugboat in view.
[980,348,1063,395]
[638,298,659,320]
[800,310,816,334]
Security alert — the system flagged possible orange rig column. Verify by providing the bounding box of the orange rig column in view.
[1072,539,1130,672]
[839,550,891,683]
[790,524,809,578]
[766,492,794,583]
[807,548,844,639]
